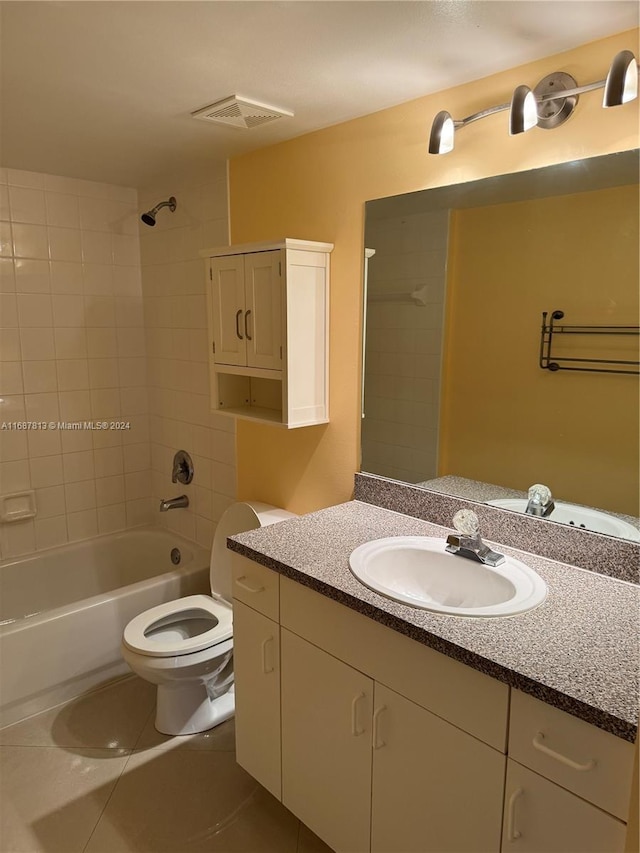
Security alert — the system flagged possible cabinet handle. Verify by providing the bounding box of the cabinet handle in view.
[532,732,596,771]
[372,705,386,749]
[261,637,275,674]
[235,309,244,339]
[244,309,252,341]
[235,576,265,594]
[506,787,523,842]
[351,692,366,737]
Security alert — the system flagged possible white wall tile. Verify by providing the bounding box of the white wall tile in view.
[14,259,50,293]
[20,327,55,360]
[65,479,96,512]
[0,258,16,293]
[12,224,49,259]
[0,328,20,361]
[17,293,53,327]
[45,193,80,229]
[34,485,65,518]
[0,222,13,257]
[52,294,84,327]
[0,460,31,493]
[56,359,90,391]
[67,508,98,542]
[95,474,125,507]
[29,455,63,488]
[9,187,47,225]
[50,261,83,294]
[54,328,87,359]
[35,515,68,550]
[62,450,95,483]
[48,227,82,263]
[22,360,57,394]
[7,170,44,189]
[97,503,126,534]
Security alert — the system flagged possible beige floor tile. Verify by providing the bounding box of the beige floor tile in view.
[84,747,299,853]
[297,823,335,853]
[0,745,130,853]
[0,676,156,750]
[134,713,236,753]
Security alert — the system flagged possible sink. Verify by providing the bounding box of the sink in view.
[486,499,640,541]
[349,536,547,617]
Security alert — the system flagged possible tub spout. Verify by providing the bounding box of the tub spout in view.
[159,495,189,512]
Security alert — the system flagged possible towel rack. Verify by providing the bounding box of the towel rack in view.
[539,310,640,375]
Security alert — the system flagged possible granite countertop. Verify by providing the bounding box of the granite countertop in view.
[229,501,639,742]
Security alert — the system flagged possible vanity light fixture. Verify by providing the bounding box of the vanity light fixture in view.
[428,49,638,154]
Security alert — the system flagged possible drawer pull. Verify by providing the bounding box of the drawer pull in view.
[235,576,265,594]
[351,692,366,737]
[373,705,386,749]
[261,637,275,674]
[533,732,596,771]
[506,787,523,842]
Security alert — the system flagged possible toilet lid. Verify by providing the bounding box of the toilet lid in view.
[122,594,232,657]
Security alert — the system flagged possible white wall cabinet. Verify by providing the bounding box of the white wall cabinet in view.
[231,554,634,853]
[204,238,333,427]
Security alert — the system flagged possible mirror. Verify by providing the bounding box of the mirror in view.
[361,150,640,541]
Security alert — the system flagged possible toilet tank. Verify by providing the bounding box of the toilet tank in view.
[210,502,296,602]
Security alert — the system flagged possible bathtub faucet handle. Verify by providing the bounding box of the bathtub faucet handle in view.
[171,450,194,485]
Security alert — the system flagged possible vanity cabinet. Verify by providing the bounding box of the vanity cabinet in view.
[204,238,333,427]
[231,553,634,853]
[232,601,281,799]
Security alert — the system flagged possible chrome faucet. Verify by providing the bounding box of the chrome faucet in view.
[445,509,505,567]
[525,484,555,517]
[159,495,189,512]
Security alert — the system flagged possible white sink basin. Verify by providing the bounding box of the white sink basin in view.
[349,536,547,618]
[486,499,640,541]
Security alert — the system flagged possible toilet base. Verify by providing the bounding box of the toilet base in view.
[155,682,235,736]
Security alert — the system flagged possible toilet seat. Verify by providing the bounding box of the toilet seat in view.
[122,594,232,658]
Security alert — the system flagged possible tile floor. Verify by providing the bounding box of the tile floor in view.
[0,676,333,853]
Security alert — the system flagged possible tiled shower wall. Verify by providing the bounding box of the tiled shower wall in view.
[140,166,236,550]
[362,208,449,484]
[0,167,150,559]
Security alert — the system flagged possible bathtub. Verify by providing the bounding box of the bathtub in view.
[0,527,210,728]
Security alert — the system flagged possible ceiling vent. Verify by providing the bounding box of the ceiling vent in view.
[192,96,294,129]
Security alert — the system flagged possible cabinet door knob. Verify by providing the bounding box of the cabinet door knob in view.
[351,692,366,737]
[532,732,596,771]
[235,309,244,340]
[506,787,523,842]
[244,309,252,341]
[372,704,387,749]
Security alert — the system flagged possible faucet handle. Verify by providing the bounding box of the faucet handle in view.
[528,484,553,506]
[452,509,480,537]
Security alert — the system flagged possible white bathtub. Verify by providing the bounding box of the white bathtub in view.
[0,527,210,728]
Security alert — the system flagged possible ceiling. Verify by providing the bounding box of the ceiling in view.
[1,1,638,189]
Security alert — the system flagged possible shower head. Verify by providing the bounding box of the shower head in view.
[140,196,177,227]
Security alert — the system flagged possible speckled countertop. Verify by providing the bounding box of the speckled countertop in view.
[229,501,639,742]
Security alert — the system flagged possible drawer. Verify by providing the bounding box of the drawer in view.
[231,553,279,621]
[509,690,634,820]
[280,576,509,751]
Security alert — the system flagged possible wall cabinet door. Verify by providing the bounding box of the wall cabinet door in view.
[502,760,626,853]
[210,254,246,366]
[371,683,505,853]
[244,251,282,370]
[281,628,373,853]
[211,251,282,370]
[233,600,281,799]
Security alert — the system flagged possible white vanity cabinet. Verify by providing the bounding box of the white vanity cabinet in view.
[204,238,332,427]
[231,553,635,853]
[501,690,633,853]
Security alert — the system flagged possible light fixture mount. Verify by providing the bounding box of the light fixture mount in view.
[534,72,578,129]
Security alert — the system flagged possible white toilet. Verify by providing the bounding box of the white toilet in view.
[122,501,295,735]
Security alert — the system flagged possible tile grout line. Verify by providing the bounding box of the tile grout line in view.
[80,745,134,853]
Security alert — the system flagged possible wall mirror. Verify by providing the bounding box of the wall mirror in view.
[361,149,640,541]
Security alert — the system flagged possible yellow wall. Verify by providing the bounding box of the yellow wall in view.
[229,29,639,514]
[440,184,639,516]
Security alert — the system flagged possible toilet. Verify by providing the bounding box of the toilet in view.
[122,501,295,736]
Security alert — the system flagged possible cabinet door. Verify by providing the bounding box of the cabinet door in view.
[233,600,281,799]
[371,683,505,853]
[502,760,626,853]
[210,255,246,366]
[281,628,373,853]
[244,251,282,371]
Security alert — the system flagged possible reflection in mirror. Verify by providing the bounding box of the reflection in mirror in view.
[361,150,640,541]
